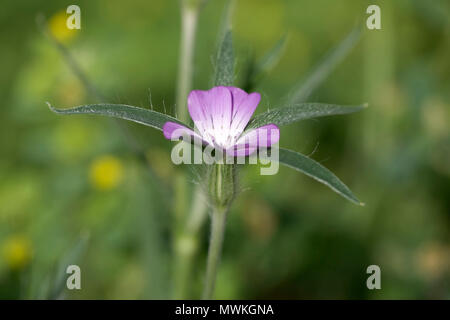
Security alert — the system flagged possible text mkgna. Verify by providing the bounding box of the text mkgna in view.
[175,304,274,317]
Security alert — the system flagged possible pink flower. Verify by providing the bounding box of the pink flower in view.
[163,86,280,156]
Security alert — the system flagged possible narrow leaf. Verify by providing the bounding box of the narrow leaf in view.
[48,233,90,299]
[47,103,189,131]
[253,34,288,78]
[288,27,361,104]
[277,148,363,205]
[242,35,288,91]
[214,30,234,86]
[216,0,235,43]
[247,103,366,129]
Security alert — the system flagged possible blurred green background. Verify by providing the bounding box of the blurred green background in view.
[0,0,449,299]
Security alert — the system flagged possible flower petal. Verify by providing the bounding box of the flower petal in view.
[228,88,261,138]
[188,87,232,144]
[226,87,249,119]
[229,124,280,156]
[163,122,204,145]
[226,143,258,157]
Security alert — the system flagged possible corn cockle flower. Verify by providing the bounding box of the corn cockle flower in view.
[45,5,365,300]
[162,86,280,156]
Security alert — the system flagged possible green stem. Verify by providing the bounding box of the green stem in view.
[202,163,235,299]
[173,185,208,299]
[202,205,228,299]
[36,14,105,102]
[36,14,158,173]
[172,0,202,299]
[176,2,199,122]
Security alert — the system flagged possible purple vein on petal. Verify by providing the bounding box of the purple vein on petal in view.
[167,86,272,154]
[230,92,261,137]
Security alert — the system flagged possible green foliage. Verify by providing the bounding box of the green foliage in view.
[47,234,89,299]
[242,34,288,91]
[48,103,190,131]
[247,103,366,129]
[253,35,288,78]
[251,35,288,85]
[277,148,363,205]
[214,31,235,87]
[288,27,362,103]
[0,0,447,300]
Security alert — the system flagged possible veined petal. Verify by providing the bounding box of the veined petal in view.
[187,91,212,139]
[209,86,233,141]
[163,122,204,145]
[229,90,261,138]
[226,143,258,157]
[229,124,280,156]
[188,87,232,146]
[226,87,249,119]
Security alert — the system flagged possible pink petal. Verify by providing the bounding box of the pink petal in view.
[187,87,232,140]
[228,124,280,156]
[228,88,261,138]
[226,144,258,157]
[226,87,249,118]
[163,122,204,145]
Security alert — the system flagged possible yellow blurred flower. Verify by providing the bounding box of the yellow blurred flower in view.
[242,196,278,242]
[49,10,78,43]
[57,79,85,106]
[415,243,449,281]
[423,97,448,140]
[2,235,32,270]
[90,155,124,190]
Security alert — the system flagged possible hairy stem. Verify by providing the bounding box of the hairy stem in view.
[202,205,228,299]
[202,163,235,299]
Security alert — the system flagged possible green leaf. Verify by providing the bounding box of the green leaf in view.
[47,233,90,299]
[253,34,288,78]
[277,148,363,205]
[47,103,189,131]
[247,103,366,129]
[242,34,288,91]
[214,30,234,86]
[216,0,235,42]
[288,27,361,104]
